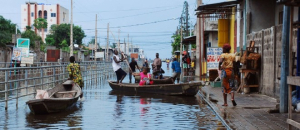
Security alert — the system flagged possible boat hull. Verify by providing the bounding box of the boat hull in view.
[26,82,81,115]
[108,81,203,96]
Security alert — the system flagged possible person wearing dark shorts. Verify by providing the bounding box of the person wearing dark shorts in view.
[112,50,127,84]
[129,58,139,83]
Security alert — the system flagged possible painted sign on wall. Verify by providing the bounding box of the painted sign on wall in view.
[17,38,30,57]
[95,52,104,58]
[207,47,223,70]
[11,47,22,61]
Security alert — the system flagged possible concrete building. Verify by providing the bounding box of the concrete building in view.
[21,2,69,41]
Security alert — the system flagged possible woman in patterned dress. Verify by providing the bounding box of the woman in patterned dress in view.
[67,56,84,98]
[219,44,237,106]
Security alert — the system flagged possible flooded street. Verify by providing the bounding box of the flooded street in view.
[0,63,225,129]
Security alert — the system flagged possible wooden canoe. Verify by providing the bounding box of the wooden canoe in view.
[26,81,82,115]
[134,75,173,84]
[108,80,204,96]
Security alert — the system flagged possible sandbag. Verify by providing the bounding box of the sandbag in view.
[35,90,49,99]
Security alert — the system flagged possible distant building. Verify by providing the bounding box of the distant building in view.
[21,2,69,41]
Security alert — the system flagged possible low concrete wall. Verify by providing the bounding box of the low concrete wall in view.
[246,24,297,99]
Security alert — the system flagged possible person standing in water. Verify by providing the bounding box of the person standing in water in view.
[112,50,127,84]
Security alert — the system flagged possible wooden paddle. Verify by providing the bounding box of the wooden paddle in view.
[121,52,132,72]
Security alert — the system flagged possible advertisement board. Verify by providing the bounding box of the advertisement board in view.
[21,55,34,64]
[206,47,223,70]
[95,52,104,58]
[11,47,22,61]
[17,38,30,57]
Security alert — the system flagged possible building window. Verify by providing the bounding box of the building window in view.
[31,12,34,17]
[44,28,47,32]
[63,12,66,21]
[279,11,283,25]
[44,11,47,19]
[51,13,56,17]
[38,10,42,18]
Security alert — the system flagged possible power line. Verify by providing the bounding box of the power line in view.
[83,17,179,30]
[75,6,180,23]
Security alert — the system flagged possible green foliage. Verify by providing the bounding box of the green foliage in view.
[62,46,70,53]
[192,44,196,49]
[46,24,86,48]
[45,37,55,46]
[21,28,44,49]
[60,39,68,47]
[171,34,181,54]
[0,15,20,47]
[33,18,48,30]
[110,43,116,48]
[82,46,90,56]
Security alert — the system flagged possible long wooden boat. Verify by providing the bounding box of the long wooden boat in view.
[26,80,82,115]
[108,80,204,96]
[134,75,173,84]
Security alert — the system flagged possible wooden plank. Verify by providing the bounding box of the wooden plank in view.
[287,76,300,86]
[287,119,300,129]
[248,85,259,87]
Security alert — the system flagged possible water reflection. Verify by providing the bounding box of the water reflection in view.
[0,62,225,129]
[25,103,83,129]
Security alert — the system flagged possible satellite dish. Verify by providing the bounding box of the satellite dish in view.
[74,44,79,48]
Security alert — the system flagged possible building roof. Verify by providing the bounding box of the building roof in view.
[196,0,239,17]
[183,36,196,45]
[277,0,300,6]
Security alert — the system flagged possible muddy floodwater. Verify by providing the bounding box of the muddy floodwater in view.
[0,62,225,129]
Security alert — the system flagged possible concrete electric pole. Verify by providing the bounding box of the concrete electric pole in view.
[70,0,73,56]
[106,23,109,61]
[118,29,120,53]
[95,14,97,61]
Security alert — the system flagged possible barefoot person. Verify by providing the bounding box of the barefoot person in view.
[112,50,127,84]
[219,44,237,106]
[67,56,84,98]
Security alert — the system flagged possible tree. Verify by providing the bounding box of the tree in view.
[33,18,48,35]
[46,24,86,48]
[21,27,44,49]
[0,15,20,47]
[171,34,181,54]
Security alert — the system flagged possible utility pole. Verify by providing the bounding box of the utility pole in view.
[180,17,183,82]
[118,29,120,53]
[70,0,73,56]
[128,34,130,53]
[95,14,97,61]
[124,38,126,54]
[106,23,109,61]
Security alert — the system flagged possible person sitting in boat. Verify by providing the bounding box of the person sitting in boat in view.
[132,67,154,86]
[67,56,84,98]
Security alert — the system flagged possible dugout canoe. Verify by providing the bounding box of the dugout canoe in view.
[133,74,173,84]
[108,80,204,96]
[26,80,82,115]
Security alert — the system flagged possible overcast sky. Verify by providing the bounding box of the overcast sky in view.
[0,0,225,59]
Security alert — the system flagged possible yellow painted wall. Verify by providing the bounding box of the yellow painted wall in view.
[218,19,229,47]
[229,7,236,53]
